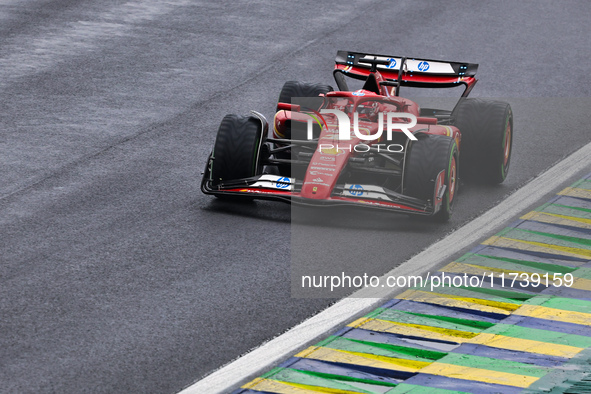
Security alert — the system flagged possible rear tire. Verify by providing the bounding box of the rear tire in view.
[275,81,333,177]
[452,98,513,184]
[276,81,333,112]
[211,114,262,187]
[404,135,459,222]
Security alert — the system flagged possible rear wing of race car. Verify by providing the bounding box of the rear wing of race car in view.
[334,50,479,96]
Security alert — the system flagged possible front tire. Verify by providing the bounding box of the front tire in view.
[404,135,459,221]
[452,98,513,184]
[210,114,262,187]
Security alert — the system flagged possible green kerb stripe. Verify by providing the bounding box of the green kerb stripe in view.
[524,296,591,314]
[373,309,489,331]
[404,311,495,330]
[515,229,591,248]
[571,179,591,190]
[268,367,377,393]
[440,352,549,377]
[472,254,576,274]
[454,286,533,301]
[260,367,283,379]
[496,227,591,249]
[538,204,591,220]
[573,267,591,280]
[418,282,524,305]
[486,324,591,348]
[343,338,447,361]
[289,368,398,388]
[321,336,446,362]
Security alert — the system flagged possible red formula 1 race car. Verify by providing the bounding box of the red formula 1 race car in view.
[201,50,513,221]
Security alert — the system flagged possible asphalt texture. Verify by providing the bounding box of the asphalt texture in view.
[0,0,589,393]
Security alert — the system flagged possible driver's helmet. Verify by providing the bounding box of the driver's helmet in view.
[356,100,380,121]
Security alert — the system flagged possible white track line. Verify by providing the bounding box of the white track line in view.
[180,141,591,394]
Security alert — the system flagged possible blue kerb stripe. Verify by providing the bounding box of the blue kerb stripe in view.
[392,300,504,324]
[469,245,585,266]
[516,220,591,239]
[503,314,591,337]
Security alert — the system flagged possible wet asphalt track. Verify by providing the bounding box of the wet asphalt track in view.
[1,0,590,393]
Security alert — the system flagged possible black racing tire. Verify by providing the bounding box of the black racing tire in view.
[274,81,332,177]
[210,114,262,187]
[276,80,333,112]
[452,98,513,184]
[404,135,459,222]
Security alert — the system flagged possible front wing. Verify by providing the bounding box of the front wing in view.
[201,171,444,216]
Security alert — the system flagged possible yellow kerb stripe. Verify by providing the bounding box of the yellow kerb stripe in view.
[397,289,518,313]
[558,187,591,200]
[469,332,583,358]
[295,346,430,372]
[349,317,478,341]
[347,317,584,357]
[482,236,591,259]
[571,278,591,291]
[420,362,539,388]
[243,378,363,394]
[349,318,471,343]
[521,211,591,229]
[514,304,591,326]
